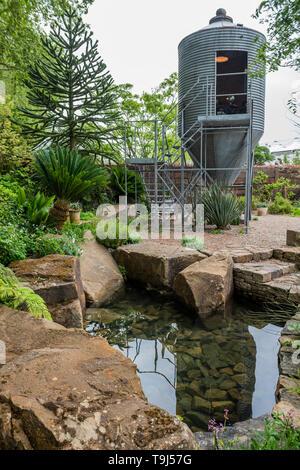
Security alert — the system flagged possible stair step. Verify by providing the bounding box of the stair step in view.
[233,261,297,283]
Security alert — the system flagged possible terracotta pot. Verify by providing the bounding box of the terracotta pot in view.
[257,207,268,216]
[69,209,81,224]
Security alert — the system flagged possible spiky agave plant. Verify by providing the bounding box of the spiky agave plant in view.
[200,183,243,229]
[35,147,107,230]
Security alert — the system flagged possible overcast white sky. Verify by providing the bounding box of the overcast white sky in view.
[86,0,299,144]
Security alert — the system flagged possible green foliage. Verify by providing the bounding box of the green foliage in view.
[0,182,20,225]
[110,166,145,202]
[96,218,141,249]
[238,196,258,211]
[245,413,300,450]
[0,263,52,320]
[19,189,55,225]
[253,171,297,202]
[0,100,32,173]
[0,0,94,84]
[35,146,108,203]
[254,145,275,165]
[17,8,119,155]
[253,1,299,72]
[268,193,293,214]
[80,211,97,221]
[200,184,243,229]
[293,155,300,165]
[115,73,182,163]
[181,236,204,251]
[33,235,82,257]
[0,225,28,265]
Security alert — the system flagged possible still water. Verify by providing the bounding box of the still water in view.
[85,288,282,432]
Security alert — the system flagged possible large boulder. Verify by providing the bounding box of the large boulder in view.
[9,255,85,328]
[174,252,234,317]
[0,305,196,450]
[113,242,206,290]
[80,231,125,307]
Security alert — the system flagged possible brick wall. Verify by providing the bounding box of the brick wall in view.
[123,163,300,199]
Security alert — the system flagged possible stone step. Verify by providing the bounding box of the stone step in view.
[234,260,297,283]
[234,259,300,305]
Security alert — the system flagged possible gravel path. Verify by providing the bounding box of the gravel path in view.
[149,214,299,251]
[204,214,300,251]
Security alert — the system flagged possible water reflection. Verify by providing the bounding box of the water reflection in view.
[85,288,282,432]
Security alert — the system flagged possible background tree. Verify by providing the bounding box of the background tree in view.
[115,73,179,161]
[254,145,275,165]
[0,0,94,79]
[17,8,119,156]
[253,1,299,73]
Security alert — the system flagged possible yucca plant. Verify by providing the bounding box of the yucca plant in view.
[35,147,107,230]
[200,183,243,229]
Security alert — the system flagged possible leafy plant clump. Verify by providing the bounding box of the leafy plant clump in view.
[35,146,108,230]
[181,236,204,251]
[17,187,55,225]
[0,264,52,320]
[96,218,141,249]
[245,413,300,450]
[268,193,294,214]
[200,183,243,229]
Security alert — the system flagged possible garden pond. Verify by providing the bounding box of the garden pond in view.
[85,287,283,432]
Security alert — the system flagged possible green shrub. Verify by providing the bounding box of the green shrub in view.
[110,166,145,203]
[268,194,293,214]
[80,211,97,220]
[181,236,204,250]
[33,235,83,257]
[0,100,33,174]
[0,182,20,224]
[96,218,141,249]
[0,263,52,320]
[200,183,243,229]
[0,224,28,265]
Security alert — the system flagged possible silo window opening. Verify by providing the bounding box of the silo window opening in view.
[216,50,248,115]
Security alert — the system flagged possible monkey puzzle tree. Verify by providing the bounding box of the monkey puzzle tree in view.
[18,8,119,155]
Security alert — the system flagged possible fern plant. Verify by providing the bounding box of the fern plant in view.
[0,264,52,321]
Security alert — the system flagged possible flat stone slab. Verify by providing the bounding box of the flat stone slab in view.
[214,248,273,263]
[234,260,297,283]
[113,242,206,289]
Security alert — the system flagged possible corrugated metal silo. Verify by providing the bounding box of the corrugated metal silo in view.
[178,8,266,185]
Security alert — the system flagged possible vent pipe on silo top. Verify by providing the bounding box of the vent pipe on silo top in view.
[209,8,233,24]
